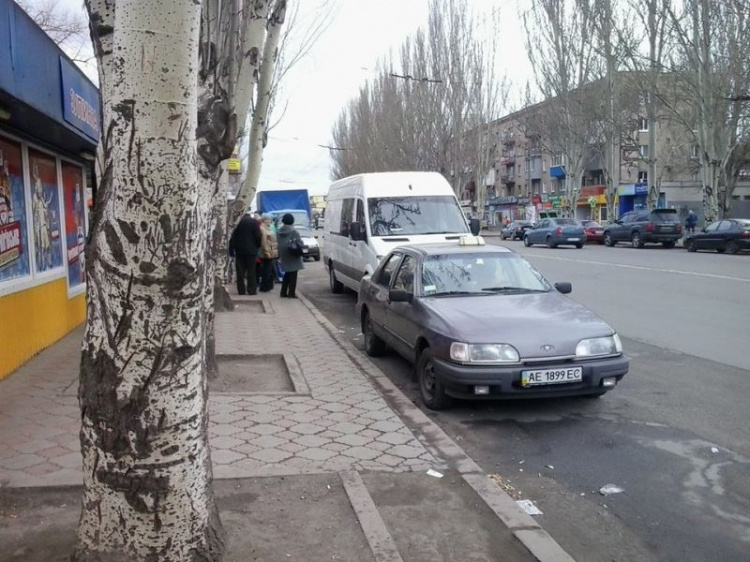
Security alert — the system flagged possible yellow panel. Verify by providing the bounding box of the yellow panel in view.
[0,278,85,380]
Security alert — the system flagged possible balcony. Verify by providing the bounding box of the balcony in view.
[500,171,516,184]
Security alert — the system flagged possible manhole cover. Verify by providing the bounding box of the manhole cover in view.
[213,354,293,393]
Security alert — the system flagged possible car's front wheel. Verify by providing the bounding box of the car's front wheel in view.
[726,241,740,255]
[363,311,386,357]
[418,347,451,410]
[524,236,532,247]
[604,232,615,247]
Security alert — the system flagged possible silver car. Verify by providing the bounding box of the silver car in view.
[357,240,629,409]
[524,218,586,248]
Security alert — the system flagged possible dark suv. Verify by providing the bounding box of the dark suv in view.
[604,209,683,248]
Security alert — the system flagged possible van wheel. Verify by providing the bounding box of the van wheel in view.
[418,348,452,410]
[329,266,344,294]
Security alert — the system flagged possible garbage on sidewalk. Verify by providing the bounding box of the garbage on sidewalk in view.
[516,499,543,516]
[426,469,444,478]
[599,484,625,496]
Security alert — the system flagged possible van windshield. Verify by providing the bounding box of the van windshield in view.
[367,196,468,236]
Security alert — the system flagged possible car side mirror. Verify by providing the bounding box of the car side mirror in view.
[389,289,413,303]
[555,282,572,294]
[615,220,623,225]
[469,218,481,236]
[350,221,365,241]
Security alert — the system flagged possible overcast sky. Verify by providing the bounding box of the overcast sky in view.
[54,0,533,196]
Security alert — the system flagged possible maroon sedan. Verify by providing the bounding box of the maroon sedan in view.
[582,220,604,244]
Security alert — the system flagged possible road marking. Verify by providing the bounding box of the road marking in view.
[526,254,750,283]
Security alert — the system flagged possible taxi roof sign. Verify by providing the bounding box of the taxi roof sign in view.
[459,235,485,246]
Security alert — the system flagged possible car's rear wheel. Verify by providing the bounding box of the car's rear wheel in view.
[524,236,532,247]
[726,241,740,255]
[546,236,556,249]
[631,231,644,248]
[662,241,675,249]
[575,242,584,249]
[418,347,451,410]
[314,255,321,262]
[604,232,615,247]
[363,311,386,357]
[329,265,344,294]
[685,239,697,252]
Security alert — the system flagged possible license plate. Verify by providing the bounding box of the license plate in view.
[303,249,309,253]
[568,238,580,242]
[521,366,583,387]
[662,226,673,230]
[595,229,603,234]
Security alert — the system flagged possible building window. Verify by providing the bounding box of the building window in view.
[638,118,649,132]
[542,182,548,194]
[690,145,700,160]
[638,171,648,183]
[639,145,650,159]
[551,154,564,167]
[638,92,651,106]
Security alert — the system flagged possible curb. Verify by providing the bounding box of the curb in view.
[296,292,576,562]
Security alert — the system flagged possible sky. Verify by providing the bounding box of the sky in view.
[52,0,534,196]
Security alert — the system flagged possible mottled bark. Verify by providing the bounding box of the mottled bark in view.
[229,0,286,229]
[74,1,224,559]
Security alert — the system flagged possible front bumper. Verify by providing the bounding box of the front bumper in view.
[433,354,629,399]
[303,246,320,259]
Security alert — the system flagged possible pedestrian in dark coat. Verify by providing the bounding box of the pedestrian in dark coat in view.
[229,213,262,295]
[277,213,304,298]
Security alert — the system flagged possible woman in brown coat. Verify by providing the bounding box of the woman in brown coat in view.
[259,215,279,292]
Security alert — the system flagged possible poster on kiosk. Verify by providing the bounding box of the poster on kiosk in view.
[28,150,63,273]
[0,137,30,283]
[62,162,86,288]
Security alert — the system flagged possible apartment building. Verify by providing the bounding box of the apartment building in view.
[474,77,750,226]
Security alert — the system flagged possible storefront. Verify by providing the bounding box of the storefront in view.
[0,0,99,379]
[575,186,607,222]
[487,196,530,225]
[617,183,649,216]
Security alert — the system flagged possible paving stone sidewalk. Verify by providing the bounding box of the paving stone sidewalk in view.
[0,289,440,488]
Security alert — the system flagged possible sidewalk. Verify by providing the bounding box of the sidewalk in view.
[0,288,573,562]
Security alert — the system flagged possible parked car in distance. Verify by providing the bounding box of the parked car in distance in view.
[501,221,533,241]
[356,238,629,409]
[581,220,604,244]
[524,218,586,248]
[684,219,750,254]
[295,226,320,261]
[604,209,682,248]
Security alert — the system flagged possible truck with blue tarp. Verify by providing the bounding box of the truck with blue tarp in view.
[256,189,312,228]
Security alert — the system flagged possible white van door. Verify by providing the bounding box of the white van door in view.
[336,197,360,290]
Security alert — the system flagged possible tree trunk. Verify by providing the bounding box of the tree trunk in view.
[75,1,225,559]
[229,0,287,228]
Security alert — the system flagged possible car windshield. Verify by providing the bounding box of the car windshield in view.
[421,253,551,296]
[295,227,313,237]
[651,210,679,223]
[368,196,469,236]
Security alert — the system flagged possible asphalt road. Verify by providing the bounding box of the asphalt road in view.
[298,239,750,562]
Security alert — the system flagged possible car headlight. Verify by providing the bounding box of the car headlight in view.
[576,334,622,357]
[450,342,520,364]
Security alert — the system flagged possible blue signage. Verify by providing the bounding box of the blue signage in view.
[60,57,100,141]
[634,183,648,195]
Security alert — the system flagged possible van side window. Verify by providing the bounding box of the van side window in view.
[340,198,355,236]
[326,199,342,234]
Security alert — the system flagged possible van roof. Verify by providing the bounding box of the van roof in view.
[328,171,455,199]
